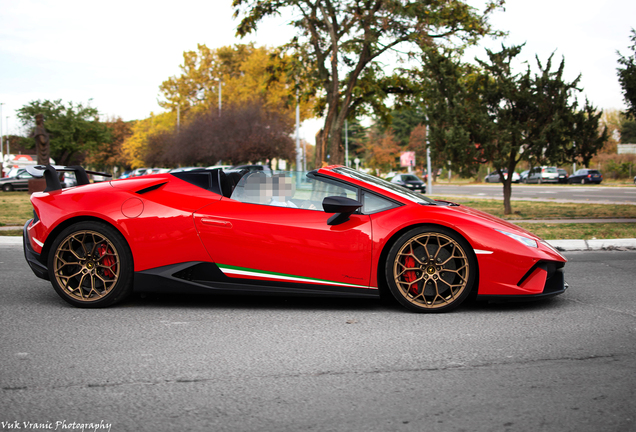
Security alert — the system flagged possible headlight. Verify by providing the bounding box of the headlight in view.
[497,230,538,248]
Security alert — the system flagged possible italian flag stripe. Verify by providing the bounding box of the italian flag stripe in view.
[217,264,373,289]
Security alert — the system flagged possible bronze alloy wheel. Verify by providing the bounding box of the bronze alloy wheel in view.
[48,222,133,307]
[386,227,476,312]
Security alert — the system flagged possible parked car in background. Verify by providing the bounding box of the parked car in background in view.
[525,166,559,184]
[131,168,150,177]
[62,172,77,188]
[144,168,171,175]
[390,173,426,193]
[170,167,202,173]
[568,169,603,184]
[557,169,569,184]
[519,170,529,183]
[484,170,520,183]
[0,168,33,191]
[118,170,133,179]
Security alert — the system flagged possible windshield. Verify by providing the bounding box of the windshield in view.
[332,167,436,205]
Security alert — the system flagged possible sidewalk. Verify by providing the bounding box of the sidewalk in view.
[2,224,635,251]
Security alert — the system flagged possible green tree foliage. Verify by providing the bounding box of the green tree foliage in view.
[621,118,636,143]
[569,99,609,168]
[617,28,636,119]
[422,45,586,214]
[232,0,503,168]
[16,100,110,166]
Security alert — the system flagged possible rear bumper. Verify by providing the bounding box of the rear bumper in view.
[23,220,49,281]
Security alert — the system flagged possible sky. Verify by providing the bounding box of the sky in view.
[1,0,635,142]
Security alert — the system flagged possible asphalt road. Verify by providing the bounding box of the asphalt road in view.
[1,244,635,432]
[431,184,636,204]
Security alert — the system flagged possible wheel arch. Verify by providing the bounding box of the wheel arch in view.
[376,222,480,299]
[40,216,131,268]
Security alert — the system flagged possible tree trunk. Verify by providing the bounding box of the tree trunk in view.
[502,176,512,215]
[315,129,324,168]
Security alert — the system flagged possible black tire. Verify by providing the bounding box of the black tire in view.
[2,184,13,192]
[47,221,133,308]
[385,226,477,313]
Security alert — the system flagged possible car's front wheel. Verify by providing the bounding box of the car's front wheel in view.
[2,184,13,192]
[48,221,133,308]
[385,227,477,313]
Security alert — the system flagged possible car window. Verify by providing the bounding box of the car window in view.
[588,170,600,175]
[333,167,436,205]
[401,175,419,181]
[544,167,557,173]
[230,171,358,210]
[362,191,398,214]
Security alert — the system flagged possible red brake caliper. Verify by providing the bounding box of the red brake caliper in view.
[98,244,116,278]
[403,256,419,295]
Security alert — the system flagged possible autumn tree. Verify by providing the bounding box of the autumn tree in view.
[85,117,133,173]
[159,43,313,123]
[121,111,177,169]
[232,0,503,168]
[362,126,401,173]
[16,99,110,166]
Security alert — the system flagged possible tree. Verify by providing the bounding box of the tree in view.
[617,28,636,119]
[422,45,582,214]
[363,127,401,173]
[147,102,294,167]
[16,100,110,166]
[159,43,313,123]
[121,112,177,169]
[598,109,622,154]
[85,117,134,173]
[621,118,636,143]
[570,100,608,168]
[232,0,503,168]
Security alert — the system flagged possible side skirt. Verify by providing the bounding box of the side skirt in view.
[134,262,380,299]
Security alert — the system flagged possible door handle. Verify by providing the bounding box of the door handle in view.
[201,218,232,228]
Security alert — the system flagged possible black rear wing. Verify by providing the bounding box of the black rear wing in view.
[26,165,112,192]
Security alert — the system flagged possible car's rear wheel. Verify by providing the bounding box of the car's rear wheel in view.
[386,227,476,313]
[2,184,13,192]
[48,221,133,308]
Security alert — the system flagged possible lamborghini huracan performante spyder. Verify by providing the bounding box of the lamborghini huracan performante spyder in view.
[23,165,567,312]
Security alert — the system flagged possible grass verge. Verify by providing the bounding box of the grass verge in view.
[515,223,636,240]
[434,198,636,220]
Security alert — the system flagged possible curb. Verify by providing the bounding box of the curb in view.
[546,238,636,251]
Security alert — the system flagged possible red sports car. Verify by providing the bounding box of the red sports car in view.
[23,165,567,312]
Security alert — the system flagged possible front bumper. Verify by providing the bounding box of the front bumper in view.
[23,220,49,281]
[477,261,568,302]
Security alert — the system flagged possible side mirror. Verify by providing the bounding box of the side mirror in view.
[322,196,362,226]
